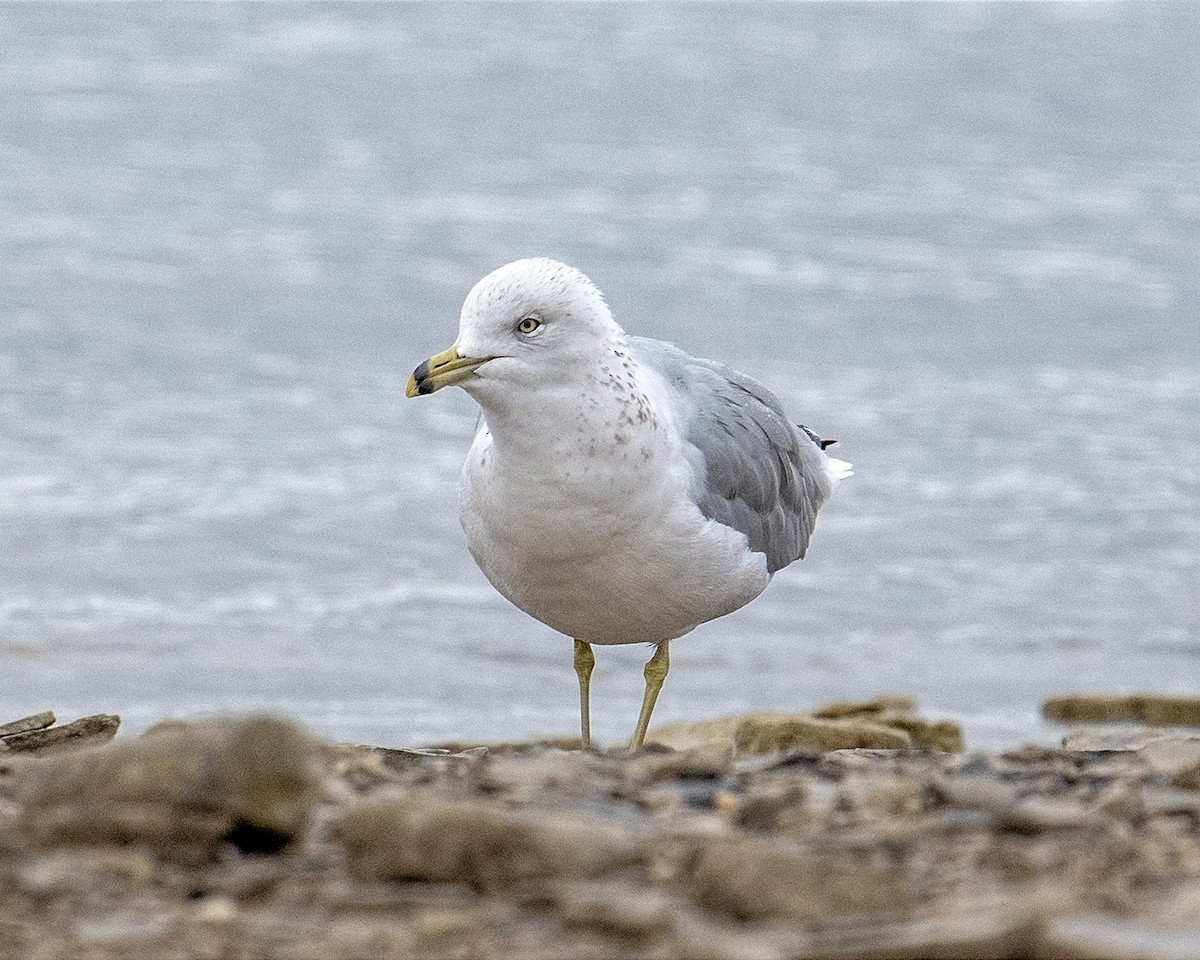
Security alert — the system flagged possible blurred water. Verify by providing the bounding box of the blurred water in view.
[2,3,1198,749]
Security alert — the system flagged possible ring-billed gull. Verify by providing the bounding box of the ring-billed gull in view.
[407,259,850,749]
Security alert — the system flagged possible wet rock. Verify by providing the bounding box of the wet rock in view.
[1045,694,1200,727]
[339,796,643,892]
[18,714,321,859]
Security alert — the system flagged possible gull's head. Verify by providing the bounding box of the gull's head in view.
[407,258,624,400]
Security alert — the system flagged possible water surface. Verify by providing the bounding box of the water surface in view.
[3,3,1199,748]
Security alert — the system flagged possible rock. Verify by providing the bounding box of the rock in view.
[1045,694,1200,727]
[2,714,119,755]
[806,897,1040,960]
[735,782,809,831]
[557,881,678,940]
[647,715,747,751]
[1175,765,1200,791]
[646,704,967,756]
[0,712,56,738]
[338,797,643,892]
[625,741,734,784]
[685,836,907,922]
[810,696,918,719]
[18,714,321,858]
[839,771,927,817]
[994,797,1098,834]
[428,735,581,754]
[1140,738,1200,775]
[735,716,914,754]
[1061,727,1175,751]
[18,847,156,896]
[876,713,966,752]
[1040,912,1200,960]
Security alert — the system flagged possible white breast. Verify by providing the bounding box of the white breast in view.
[457,370,770,645]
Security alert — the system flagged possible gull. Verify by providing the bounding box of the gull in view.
[407,258,850,749]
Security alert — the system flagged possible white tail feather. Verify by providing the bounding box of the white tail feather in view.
[825,456,854,489]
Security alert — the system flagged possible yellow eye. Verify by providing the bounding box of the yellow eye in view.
[516,316,542,335]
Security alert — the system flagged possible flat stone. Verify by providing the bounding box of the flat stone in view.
[809,696,919,719]
[875,712,966,752]
[0,711,56,738]
[2,714,119,754]
[743,716,916,753]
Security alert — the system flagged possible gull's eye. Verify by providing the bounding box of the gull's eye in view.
[516,315,543,336]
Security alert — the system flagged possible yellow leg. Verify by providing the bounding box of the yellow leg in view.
[573,640,595,750]
[629,641,670,749]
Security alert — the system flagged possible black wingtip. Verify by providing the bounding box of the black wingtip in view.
[798,424,837,449]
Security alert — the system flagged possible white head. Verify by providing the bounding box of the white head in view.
[407,258,627,403]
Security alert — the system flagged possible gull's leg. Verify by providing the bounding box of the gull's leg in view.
[573,639,595,750]
[629,641,670,749]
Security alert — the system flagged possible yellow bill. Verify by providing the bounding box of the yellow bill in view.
[406,345,492,397]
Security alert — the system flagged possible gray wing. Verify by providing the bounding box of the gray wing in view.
[630,336,834,574]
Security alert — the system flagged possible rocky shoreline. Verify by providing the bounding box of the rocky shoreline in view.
[2,696,1200,959]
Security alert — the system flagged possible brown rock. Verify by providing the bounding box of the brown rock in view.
[686,835,907,922]
[2,714,119,755]
[646,703,965,756]
[735,782,809,831]
[338,797,643,892]
[0,712,56,739]
[810,696,918,719]
[737,715,913,754]
[994,797,1098,834]
[1175,765,1200,791]
[1140,738,1200,775]
[877,713,966,752]
[1045,694,1200,727]
[1039,912,1200,960]
[625,741,734,784]
[18,714,321,858]
[557,881,678,940]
